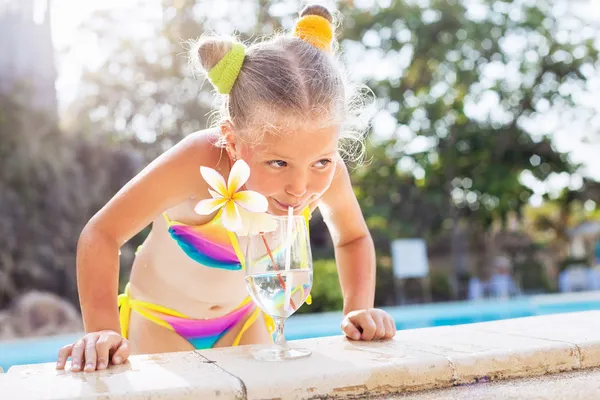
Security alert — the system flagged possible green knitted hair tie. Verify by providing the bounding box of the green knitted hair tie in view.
[207,43,245,94]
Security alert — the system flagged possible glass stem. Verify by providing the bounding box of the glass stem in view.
[273,317,288,349]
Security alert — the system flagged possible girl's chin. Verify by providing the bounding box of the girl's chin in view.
[267,208,289,216]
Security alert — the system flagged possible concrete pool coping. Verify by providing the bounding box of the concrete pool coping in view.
[2,310,600,399]
[389,367,600,399]
[3,290,600,372]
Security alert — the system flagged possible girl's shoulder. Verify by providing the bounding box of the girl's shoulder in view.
[174,127,231,176]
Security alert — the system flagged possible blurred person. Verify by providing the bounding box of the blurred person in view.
[488,256,520,298]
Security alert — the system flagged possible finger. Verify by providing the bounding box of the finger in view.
[70,339,86,372]
[384,316,397,339]
[111,339,130,365]
[354,313,377,341]
[95,334,116,370]
[84,335,100,372]
[371,312,386,340]
[56,344,73,370]
[341,318,362,341]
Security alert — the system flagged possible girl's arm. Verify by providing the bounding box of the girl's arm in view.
[318,160,376,314]
[57,130,224,372]
[318,159,396,341]
[78,131,222,333]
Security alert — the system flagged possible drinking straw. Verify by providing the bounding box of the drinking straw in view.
[259,223,298,311]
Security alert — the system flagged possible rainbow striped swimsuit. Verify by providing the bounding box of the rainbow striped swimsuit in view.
[118,207,311,349]
[118,209,271,349]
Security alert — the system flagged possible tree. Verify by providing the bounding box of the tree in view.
[0,90,143,308]
[63,0,287,162]
[340,0,598,279]
[59,0,600,303]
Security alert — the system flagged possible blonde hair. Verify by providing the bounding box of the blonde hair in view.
[189,4,372,164]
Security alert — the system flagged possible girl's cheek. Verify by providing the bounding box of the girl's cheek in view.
[246,173,272,193]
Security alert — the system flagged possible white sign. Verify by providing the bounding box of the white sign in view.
[390,238,429,279]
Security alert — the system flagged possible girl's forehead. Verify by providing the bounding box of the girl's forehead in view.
[244,126,340,158]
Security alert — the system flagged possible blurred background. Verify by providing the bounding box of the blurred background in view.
[1,0,600,368]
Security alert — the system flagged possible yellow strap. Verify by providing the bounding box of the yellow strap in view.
[162,212,174,226]
[119,283,260,339]
[117,290,132,339]
[301,207,313,305]
[302,206,312,235]
[231,306,260,346]
[119,283,188,338]
[264,314,275,334]
[227,229,246,270]
[231,308,276,346]
[131,299,188,318]
[133,306,176,332]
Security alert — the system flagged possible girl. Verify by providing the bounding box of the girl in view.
[56,4,396,373]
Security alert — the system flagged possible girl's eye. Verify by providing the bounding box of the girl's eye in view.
[267,160,287,168]
[315,159,332,168]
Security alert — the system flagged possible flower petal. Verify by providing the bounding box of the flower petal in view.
[194,197,227,215]
[236,208,279,236]
[221,200,243,232]
[208,189,223,199]
[200,166,228,196]
[233,190,268,213]
[227,160,250,197]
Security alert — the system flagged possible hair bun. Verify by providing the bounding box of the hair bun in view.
[196,38,235,72]
[299,4,333,23]
[294,4,334,52]
[194,37,245,94]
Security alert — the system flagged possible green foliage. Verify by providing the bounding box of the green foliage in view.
[297,259,343,314]
[338,0,598,285]
[557,256,589,273]
[430,269,453,301]
[374,260,396,306]
[342,0,595,230]
[516,260,553,292]
[0,92,144,309]
[297,258,399,314]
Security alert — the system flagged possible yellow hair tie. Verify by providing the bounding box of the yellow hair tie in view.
[293,15,333,52]
[208,43,245,94]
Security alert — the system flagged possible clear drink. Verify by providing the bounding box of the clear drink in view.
[243,214,313,361]
[246,269,312,318]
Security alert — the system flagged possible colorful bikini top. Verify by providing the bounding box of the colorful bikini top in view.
[164,207,312,271]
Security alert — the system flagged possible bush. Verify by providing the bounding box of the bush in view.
[430,269,452,301]
[298,258,398,314]
[297,259,343,314]
[516,260,553,293]
[557,256,589,273]
[374,259,395,306]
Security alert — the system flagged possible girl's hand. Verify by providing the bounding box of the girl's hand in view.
[56,330,130,372]
[341,308,396,341]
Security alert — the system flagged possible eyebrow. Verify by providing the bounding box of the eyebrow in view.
[264,151,337,160]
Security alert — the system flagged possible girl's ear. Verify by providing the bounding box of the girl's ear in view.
[220,120,239,161]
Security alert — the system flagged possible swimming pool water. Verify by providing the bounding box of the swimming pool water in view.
[1,291,599,371]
